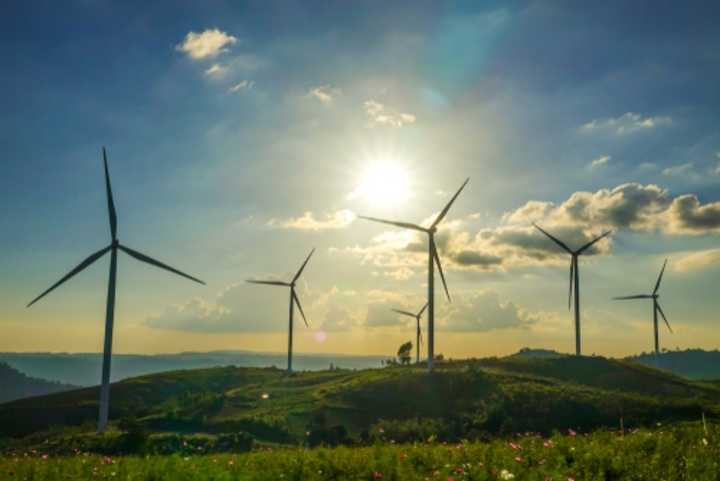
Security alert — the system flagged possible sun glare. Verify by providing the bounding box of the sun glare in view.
[349,162,410,207]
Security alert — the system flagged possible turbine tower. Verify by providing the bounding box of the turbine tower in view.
[360,178,469,372]
[533,223,611,356]
[27,147,205,433]
[613,259,672,355]
[391,303,428,364]
[247,248,314,372]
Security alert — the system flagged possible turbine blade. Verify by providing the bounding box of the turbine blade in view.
[103,147,118,241]
[247,280,291,286]
[27,246,111,307]
[653,258,668,295]
[612,294,653,300]
[656,302,672,333]
[358,216,427,232]
[417,302,429,318]
[431,178,469,228]
[432,240,451,303]
[119,245,205,285]
[292,248,315,283]
[568,259,574,311]
[577,230,612,255]
[391,308,417,318]
[292,290,309,327]
[533,223,573,254]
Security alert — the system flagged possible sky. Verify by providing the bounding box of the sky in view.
[2,0,720,359]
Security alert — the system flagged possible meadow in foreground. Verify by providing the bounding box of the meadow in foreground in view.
[2,423,717,481]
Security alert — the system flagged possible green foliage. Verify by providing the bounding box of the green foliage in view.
[1,423,718,480]
[397,341,413,365]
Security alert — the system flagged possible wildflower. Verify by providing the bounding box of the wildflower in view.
[261,393,270,400]
[228,460,235,466]
[702,438,709,446]
[509,442,522,450]
[499,469,515,480]
[543,440,553,448]
[41,454,48,460]
[447,477,456,481]
[568,429,577,437]
[514,456,524,463]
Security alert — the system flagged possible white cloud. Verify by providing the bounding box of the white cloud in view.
[176,28,237,60]
[439,291,538,332]
[204,63,228,77]
[307,85,341,105]
[364,100,416,127]
[580,112,672,135]
[662,162,694,177]
[228,80,254,93]
[589,155,611,170]
[270,210,356,231]
[673,249,720,273]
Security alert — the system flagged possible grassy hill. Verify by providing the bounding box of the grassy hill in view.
[0,362,78,404]
[1,356,718,445]
[627,349,720,380]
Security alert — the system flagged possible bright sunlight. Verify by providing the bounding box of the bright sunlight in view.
[348,161,411,207]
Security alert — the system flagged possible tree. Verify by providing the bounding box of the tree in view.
[397,341,413,365]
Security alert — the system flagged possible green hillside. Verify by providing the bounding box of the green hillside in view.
[1,356,718,445]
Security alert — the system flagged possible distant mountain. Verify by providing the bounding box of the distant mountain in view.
[2,356,717,440]
[0,362,78,403]
[0,351,386,386]
[626,349,720,380]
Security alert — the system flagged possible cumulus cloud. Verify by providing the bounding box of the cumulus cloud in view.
[440,291,538,332]
[307,85,341,105]
[589,155,611,170]
[665,194,720,234]
[228,80,254,93]
[270,210,356,231]
[176,28,237,60]
[336,183,720,275]
[364,100,416,127]
[673,248,720,272]
[580,112,672,135]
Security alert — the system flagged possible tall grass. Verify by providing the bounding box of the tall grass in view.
[1,422,717,480]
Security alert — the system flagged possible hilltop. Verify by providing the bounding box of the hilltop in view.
[0,362,78,404]
[1,355,717,445]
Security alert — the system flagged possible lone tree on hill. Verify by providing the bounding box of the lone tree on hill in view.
[397,341,413,365]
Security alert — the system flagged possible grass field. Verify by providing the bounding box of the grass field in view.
[2,422,717,481]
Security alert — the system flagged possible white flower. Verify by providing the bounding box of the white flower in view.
[500,469,515,480]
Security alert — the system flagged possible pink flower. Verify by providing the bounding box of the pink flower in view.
[509,442,522,450]
[41,454,49,460]
[372,471,383,479]
[514,456,524,463]
[568,429,577,437]
[543,440,553,448]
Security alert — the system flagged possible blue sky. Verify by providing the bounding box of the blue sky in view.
[2,1,720,357]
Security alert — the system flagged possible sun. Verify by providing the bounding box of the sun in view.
[348,161,411,207]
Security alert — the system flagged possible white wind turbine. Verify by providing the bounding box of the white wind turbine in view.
[613,259,672,355]
[247,249,314,372]
[391,303,428,364]
[27,147,205,432]
[533,223,611,356]
[360,178,469,372]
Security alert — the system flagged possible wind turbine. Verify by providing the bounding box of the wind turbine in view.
[247,248,314,372]
[360,178,469,372]
[533,223,611,356]
[613,259,672,355]
[391,303,428,364]
[27,147,205,433]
